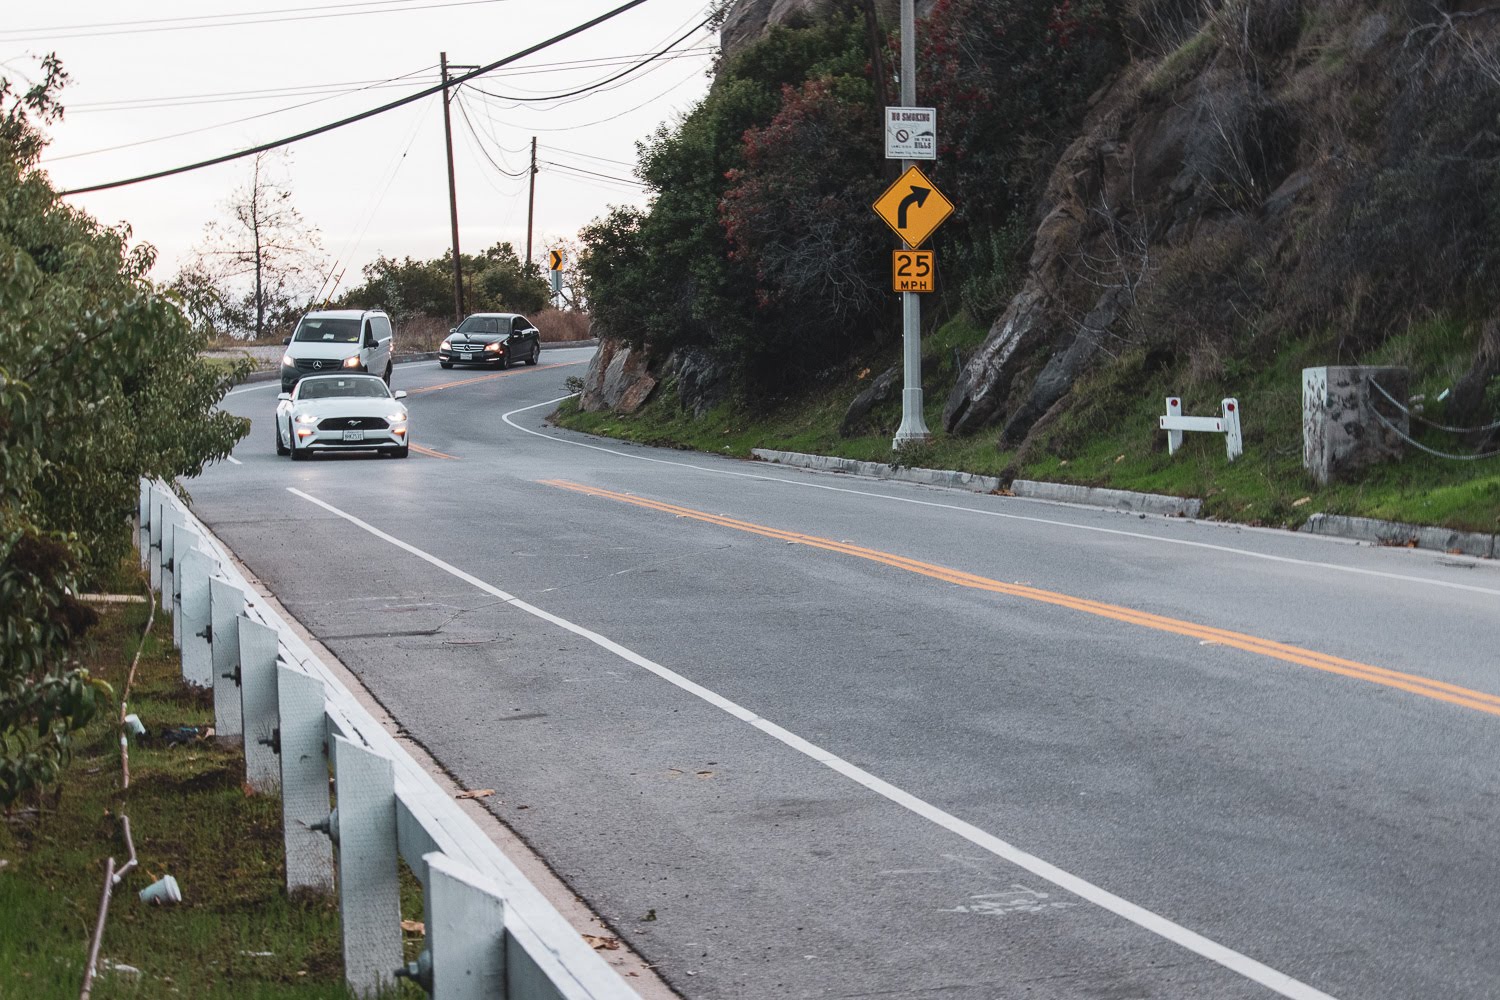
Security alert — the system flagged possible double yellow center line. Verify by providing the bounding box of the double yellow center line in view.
[541,479,1500,719]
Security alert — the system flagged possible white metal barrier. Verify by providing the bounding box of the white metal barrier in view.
[1159,396,1243,461]
[136,479,639,1000]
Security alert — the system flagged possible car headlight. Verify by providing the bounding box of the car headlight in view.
[386,411,407,423]
[439,339,451,351]
[483,341,502,353]
[294,412,318,424]
[342,355,362,368]
[281,353,294,367]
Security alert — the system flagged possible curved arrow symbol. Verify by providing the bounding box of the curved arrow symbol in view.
[897,186,930,228]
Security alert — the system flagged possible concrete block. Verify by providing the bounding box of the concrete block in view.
[278,664,335,896]
[333,736,402,999]
[1009,480,1202,518]
[1302,513,1496,557]
[424,852,507,1000]
[1303,366,1409,485]
[209,578,246,737]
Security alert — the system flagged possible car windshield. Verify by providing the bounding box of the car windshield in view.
[456,316,503,335]
[297,378,389,400]
[293,317,361,343]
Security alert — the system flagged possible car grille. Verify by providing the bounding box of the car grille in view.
[294,358,346,372]
[317,416,388,431]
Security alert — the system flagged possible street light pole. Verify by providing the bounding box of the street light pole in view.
[892,0,931,448]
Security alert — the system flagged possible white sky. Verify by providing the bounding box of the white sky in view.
[6,0,717,291]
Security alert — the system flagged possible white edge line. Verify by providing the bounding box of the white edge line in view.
[225,456,243,465]
[500,395,1500,598]
[287,484,1340,1000]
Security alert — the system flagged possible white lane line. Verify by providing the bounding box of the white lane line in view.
[500,395,1500,598]
[226,382,281,396]
[287,484,1339,1000]
[226,456,243,465]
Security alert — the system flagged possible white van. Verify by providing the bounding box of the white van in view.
[281,309,394,391]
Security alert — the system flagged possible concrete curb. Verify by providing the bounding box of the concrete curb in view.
[752,449,1204,516]
[750,448,1494,557]
[752,449,1001,494]
[1008,480,1202,518]
[1302,513,1497,558]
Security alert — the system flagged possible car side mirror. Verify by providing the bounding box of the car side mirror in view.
[393,390,407,399]
[448,328,457,335]
[277,392,292,401]
[283,336,292,345]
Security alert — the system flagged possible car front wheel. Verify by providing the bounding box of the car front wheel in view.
[275,423,289,456]
[289,424,309,461]
[439,361,453,369]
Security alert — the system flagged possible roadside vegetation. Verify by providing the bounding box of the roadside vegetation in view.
[2,59,247,807]
[0,586,351,999]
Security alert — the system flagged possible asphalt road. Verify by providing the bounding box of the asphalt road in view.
[191,350,1500,1000]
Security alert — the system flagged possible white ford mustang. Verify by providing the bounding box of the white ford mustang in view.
[275,373,410,460]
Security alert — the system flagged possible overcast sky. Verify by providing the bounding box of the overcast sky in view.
[5,0,717,292]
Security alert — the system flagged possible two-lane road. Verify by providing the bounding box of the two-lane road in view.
[192,349,1500,999]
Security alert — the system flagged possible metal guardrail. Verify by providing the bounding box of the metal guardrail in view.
[137,479,641,1000]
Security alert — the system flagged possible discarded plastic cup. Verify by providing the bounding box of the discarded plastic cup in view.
[123,714,145,737]
[139,874,181,905]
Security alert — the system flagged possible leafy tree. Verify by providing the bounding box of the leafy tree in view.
[190,150,325,339]
[338,241,547,318]
[720,74,885,373]
[0,58,247,804]
[579,16,872,386]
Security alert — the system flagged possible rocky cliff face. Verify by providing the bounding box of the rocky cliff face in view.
[944,2,1500,447]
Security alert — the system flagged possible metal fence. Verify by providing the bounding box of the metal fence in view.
[137,479,641,1000]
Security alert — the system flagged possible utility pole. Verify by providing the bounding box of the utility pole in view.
[440,52,464,323]
[525,136,538,270]
[893,0,932,447]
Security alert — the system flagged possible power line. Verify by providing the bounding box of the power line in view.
[455,94,529,177]
[541,161,647,188]
[546,145,637,168]
[2,0,513,43]
[464,17,711,104]
[57,0,654,197]
[5,0,428,34]
[463,62,705,133]
[63,49,714,112]
[44,65,437,163]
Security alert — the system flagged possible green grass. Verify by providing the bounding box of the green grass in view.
[0,569,355,999]
[554,316,1500,534]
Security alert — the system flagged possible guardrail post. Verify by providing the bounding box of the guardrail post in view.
[1164,396,1183,455]
[178,546,215,687]
[238,618,282,792]
[162,509,184,623]
[137,480,151,568]
[209,578,246,738]
[332,736,402,998]
[278,664,336,896]
[1221,398,1243,461]
[423,853,506,1000]
[149,490,166,597]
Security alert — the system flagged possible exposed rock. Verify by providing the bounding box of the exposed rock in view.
[943,285,1052,435]
[721,0,837,62]
[664,347,732,418]
[839,365,900,437]
[580,337,657,414]
[1000,288,1127,445]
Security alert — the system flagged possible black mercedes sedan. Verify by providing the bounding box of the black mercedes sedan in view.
[438,313,541,370]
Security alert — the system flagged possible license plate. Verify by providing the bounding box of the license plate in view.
[460,352,473,360]
[343,430,365,442]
